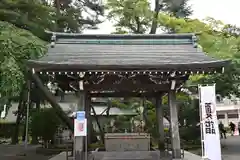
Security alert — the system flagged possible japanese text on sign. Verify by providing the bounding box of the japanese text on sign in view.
[205,103,212,119]
[204,103,216,134]
[205,120,216,134]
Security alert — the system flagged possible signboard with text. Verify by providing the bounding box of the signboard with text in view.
[199,85,221,160]
[74,111,87,137]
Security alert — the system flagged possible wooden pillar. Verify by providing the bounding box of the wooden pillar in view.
[168,90,181,159]
[74,90,85,160]
[74,72,86,160]
[85,92,92,148]
[155,95,165,150]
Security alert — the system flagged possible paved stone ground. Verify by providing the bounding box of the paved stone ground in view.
[221,135,240,160]
[1,136,240,160]
[0,144,52,160]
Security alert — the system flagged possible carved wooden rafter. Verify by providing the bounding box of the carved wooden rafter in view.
[69,82,78,91]
[114,74,137,84]
[86,74,106,84]
[43,72,188,92]
[149,71,189,84]
[149,74,169,84]
[84,74,170,91]
[85,83,171,92]
[66,74,79,80]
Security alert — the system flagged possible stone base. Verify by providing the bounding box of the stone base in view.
[91,151,161,160]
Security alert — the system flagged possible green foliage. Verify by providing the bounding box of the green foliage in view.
[107,0,152,34]
[158,14,240,96]
[0,123,16,138]
[107,0,192,34]
[30,108,61,143]
[0,0,104,40]
[0,21,46,110]
[0,0,55,40]
[162,93,201,142]
[111,99,128,109]
[180,126,201,145]
[114,115,132,132]
[162,0,193,18]
[144,100,158,137]
[107,0,239,96]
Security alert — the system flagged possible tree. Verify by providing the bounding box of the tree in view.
[107,0,152,34]
[0,21,46,108]
[0,0,104,40]
[162,0,192,18]
[0,0,104,143]
[0,0,55,40]
[30,108,61,147]
[0,21,47,143]
[53,0,103,32]
[106,0,192,34]
[157,14,240,97]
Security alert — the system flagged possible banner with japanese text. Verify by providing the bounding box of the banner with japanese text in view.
[199,85,221,160]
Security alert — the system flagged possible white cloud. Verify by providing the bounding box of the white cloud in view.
[190,0,240,26]
[83,0,240,34]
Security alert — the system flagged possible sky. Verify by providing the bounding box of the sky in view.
[83,0,240,34]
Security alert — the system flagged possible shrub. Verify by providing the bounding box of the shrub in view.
[180,126,201,145]
[30,108,61,147]
[0,123,15,138]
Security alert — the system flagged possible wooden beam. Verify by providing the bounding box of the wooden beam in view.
[85,83,171,92]
[30,70,74,131]
[90,91,159,97]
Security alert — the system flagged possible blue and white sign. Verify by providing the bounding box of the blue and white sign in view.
[76,111,85,121]
[74,111,87,137]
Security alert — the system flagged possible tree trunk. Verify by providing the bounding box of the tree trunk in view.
[11,87,25,144]
[30,71,74,131]
[55,0,61,31]
[149,0,162,34]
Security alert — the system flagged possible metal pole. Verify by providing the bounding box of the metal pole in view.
[198,85,204,158]
[25,79,31,149]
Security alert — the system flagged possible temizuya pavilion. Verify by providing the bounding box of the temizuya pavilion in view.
[26,33,229,159]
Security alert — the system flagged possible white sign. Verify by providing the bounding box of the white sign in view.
[74,118,87,137]
[0,105,7,118]
[199,85,221,160]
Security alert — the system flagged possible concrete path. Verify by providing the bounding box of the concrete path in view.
[221,135,240,160]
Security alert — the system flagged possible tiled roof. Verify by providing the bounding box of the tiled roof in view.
[27,33,229,71]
